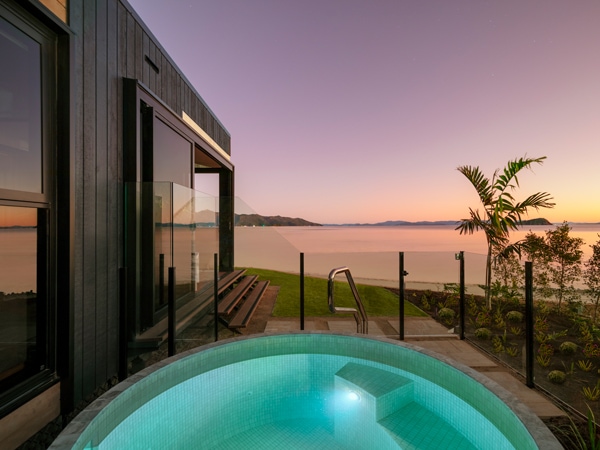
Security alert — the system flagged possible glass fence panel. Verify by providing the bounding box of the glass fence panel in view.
[124,182,221,375]
[174,188,219,353]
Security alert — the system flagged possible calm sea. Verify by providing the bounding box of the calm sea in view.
[235,224,600,289]
[2,224,599,293]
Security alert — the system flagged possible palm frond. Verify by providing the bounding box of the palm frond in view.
[494,156,547,193]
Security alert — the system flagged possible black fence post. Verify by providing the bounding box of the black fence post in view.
[459,251,465,340]
[214,253,219,342]
[159,253,165,305]
[118,267,128,381]
[399,252,405,341]
[300,252,305,330]
[525,261,534,388]
[168,267,176,357]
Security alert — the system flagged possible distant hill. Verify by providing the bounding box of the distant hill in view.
[168,213,554,227]
[329,218,554,226]
[519,218,552,226]
[332,220,457,226]
[235,214,321,227]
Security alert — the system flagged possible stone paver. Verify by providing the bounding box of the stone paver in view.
[388,317,452,336]
[327,320,385,335]
[483,371,565,419]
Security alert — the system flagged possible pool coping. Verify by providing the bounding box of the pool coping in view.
[49,331,562,449]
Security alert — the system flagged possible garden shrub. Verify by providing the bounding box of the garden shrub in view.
[505,310,523,323]
[475,328,491,340]
[438,307,455,323]
[559,341,577,355]
[548,370,566,384]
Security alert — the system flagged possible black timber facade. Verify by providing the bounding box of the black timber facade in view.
[0,0,234,447]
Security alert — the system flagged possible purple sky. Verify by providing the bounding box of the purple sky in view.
[128,0,600,224]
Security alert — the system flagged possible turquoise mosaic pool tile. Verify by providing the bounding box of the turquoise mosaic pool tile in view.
[379,402,477,450]
[63,333,547,449]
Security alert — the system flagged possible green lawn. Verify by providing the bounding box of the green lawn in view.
[240,268,427,318]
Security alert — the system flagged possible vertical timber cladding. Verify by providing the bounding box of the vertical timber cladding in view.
[68,0,231,407]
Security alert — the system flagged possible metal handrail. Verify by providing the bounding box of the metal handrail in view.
[327,266,368,334]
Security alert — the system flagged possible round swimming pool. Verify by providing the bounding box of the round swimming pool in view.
[50,333,560,449]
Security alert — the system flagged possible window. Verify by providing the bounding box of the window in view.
[0,206,47,392]
[0,13,45,197]
[0,4,55,403]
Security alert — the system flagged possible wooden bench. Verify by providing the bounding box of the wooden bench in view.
[228,280,270,329]
[218,275,258,315]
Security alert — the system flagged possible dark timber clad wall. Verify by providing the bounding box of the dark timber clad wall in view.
[68,0,231,405]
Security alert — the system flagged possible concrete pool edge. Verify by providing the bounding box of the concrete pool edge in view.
[49,332,562,449]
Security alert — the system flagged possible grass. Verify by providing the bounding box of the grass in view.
[240,267,428,318]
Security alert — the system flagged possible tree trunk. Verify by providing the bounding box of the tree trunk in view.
[485,243,492,309]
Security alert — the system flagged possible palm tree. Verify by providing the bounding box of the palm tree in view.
[456,156,555,308]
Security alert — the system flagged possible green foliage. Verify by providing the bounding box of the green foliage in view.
[577,360,595,372]
[241,268,428,318]
[584,234,600,323]
[505,346,518,357]
[583,343,600,359]
[536,354,551,367]
[546,222,584,309]
[420,293,431,311]
[475,311,491,328]
[492,335,505,353]
[492,309,506,330]
[509,326,522,336]
[583,384,600,402]
[438,307,455,324]
[505,310,523,323]
[559,341,578,355]
[548,370,566,384]
[538,342,555,358]
[550,404,600,450]
[456,156,554,307]
[475,327,491,340]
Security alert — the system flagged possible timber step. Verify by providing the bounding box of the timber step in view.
[132,269,247,349]
[228,280,270,329]
[218,275,258,315]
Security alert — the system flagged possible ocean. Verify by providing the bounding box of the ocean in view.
[235,224,600,290]
[1,224,598,294]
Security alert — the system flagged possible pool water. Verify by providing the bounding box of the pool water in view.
[101,354,491,449]
[55,334,555,449]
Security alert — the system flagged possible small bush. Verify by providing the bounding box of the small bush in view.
[475,328,491,340]
[559,341,577,355]
[505,310,523,323]
[438,307,455,323]
[548,370,566,384]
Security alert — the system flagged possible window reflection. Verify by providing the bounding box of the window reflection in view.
[0,206,43,390]
[0,16,42,193]
[153,119,192,188]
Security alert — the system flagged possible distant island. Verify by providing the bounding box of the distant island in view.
[160,214,559,228]
[234,215,553,227]
[235,214,321,227]
[326,218,552,227]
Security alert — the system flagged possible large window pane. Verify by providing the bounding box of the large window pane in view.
[0,16,42,193]
[0,205,44,391]
[153,119,192,188]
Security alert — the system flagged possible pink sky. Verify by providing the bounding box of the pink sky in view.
[129,0,600,224]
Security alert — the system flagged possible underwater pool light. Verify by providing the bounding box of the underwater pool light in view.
[347,391,360,402]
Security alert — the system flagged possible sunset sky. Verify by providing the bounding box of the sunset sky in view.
[128,0,600,224]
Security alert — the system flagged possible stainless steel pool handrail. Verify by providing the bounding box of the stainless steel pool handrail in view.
[327,266,368,334]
